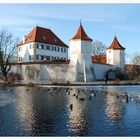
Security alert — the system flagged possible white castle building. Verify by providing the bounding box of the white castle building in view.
[14,23,125,82]
[17,26,68,62]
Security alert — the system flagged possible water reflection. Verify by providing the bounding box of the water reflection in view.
[105,92,125,123]
[15,87,71,136]
[15,87,35,134]
[67,88,87,136]
[1,85,140,136]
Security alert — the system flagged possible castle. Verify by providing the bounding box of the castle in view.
[14,23,125,82]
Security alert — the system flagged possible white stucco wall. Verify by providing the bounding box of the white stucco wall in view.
[40,64,68,82]
[35,42,68,60]
[17,42,68,62]
[106,49,125,68]
[10,62,117,82]
[70,40,92,57]
[11,64,69,82]
[93,63,116,80]
[68,39,94,82]
[17,42,35,62]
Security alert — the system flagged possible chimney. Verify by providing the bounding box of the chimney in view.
[23,35,26,43]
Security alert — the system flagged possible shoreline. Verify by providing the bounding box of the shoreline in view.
[0,80,140,87]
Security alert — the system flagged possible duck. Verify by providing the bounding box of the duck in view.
[26,88,29,91]
[69,104,73,111]
[79,98,85,101]
[91,93,96,96]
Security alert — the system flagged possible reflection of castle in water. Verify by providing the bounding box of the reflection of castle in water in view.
[67,88,87,135]
[105,92,125,122]
[15,87,35,132]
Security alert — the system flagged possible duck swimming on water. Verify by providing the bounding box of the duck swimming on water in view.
[69,104,73,111]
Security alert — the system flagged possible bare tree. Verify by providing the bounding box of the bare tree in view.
[131,53,140,65]
[0,29,18,81]
[92,41,106,63]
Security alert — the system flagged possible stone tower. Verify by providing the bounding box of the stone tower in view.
[66,23,95,82]
[106,36,125,70]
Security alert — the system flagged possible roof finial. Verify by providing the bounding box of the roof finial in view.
[114,35,117,40]
[80,19,82,25]
[114,33,117,39]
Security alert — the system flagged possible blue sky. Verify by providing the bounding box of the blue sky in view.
[0,4,140,63]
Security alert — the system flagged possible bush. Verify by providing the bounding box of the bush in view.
[66,81,71,85]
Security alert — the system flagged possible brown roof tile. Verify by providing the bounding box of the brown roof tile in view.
[17,26,68,48]
[71,23,93,41]
[106,36,125,50]
[91,55,106,64]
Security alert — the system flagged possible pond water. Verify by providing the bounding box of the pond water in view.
[0,85,140,136]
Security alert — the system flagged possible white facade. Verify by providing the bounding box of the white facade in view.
[10,62,117,82]
[67,38,95,82]
[70,40,92,55]
[17,42,68,62]
[17,42,35,62]
[13,25,127,83]
[106,49,125,69]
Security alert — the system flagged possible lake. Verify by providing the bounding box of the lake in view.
[0,85,140,136]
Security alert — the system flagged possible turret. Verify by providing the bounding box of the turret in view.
[106,36,125,69]
[70,22,93,56]
[66,23,95,82]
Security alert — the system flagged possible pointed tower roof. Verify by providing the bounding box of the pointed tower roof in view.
[71,23,93,41]
[106,36,125,50]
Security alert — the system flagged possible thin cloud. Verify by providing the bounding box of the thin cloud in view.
[113,25,135,31]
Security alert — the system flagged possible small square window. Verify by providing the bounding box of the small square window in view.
[61,48,63,52]
[46,56,50,61]
[41,45,44,49]
[29,55,33,60]
[46,45,50,50]
[41,55,44,60]
[54,46,56,51]
[36,55,42,60]
[36,44,39,49]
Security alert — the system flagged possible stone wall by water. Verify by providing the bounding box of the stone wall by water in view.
[11,63,69,82]
[93,63,117,80]
[10,62,116,82]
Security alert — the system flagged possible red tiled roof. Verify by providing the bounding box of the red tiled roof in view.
[106,36,125,50]
[17,26,68,48]
[71,23,93,41]
[91,55,106,64]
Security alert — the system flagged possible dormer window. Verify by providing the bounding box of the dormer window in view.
[54,38,57,42]
[43,36,47,40]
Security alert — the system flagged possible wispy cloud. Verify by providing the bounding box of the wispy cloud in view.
[112,25,135,31]
[0,4,138,28]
